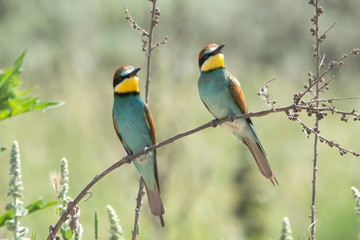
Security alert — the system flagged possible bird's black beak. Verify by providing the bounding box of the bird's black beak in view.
[131,68,141,76]
[212,44,225,55]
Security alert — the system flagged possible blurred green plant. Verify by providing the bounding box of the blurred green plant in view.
[351,186,360,215]
[4,141,28,239]
[55,157,84,240]
[350,186,360,240]
[0,140,57,240]
[31,230,37,240]
[107,205,125,240]
[74,224,83,240]
[94,209,99,240]
[0,50,61,121]
[278,217,293,240]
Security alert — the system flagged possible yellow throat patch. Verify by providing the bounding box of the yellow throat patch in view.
[201,53,225,72]
[114,76,140,93]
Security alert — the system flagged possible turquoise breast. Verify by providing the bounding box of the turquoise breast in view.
[198,68,243,119]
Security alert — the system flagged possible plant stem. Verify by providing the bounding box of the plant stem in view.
[133,1,157,237]
[13,197,18,240]
[310,0,321,239]
[132,179,145,240]
[145,0,157,104]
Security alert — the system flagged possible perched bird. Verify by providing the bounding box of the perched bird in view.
[112,66,165,226]
[197,44,278,185]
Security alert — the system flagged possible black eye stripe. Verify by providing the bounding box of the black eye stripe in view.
[113,75,122,88]
[199,54,210,68]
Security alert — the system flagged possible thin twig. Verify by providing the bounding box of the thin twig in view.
[320,22,336,40]
[135,1,158,237]
[152,36,168,50]
[296,48,359,105]
[304,97,360,104]
[298,106,360,119]
[145,0,157,104]
[258,78,277,109]
[296,118,360,156]
[310,1,321,239]
[132,179,145,240]
[124,8,149,37]
[317,71,340,93]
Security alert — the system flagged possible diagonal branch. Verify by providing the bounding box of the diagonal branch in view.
[46,97,360,239]
[46,104,296,240]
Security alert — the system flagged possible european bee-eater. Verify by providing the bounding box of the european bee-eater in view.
[112,66,165,226]
[197,44,278,185]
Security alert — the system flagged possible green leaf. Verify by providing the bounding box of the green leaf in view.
[31,101,64,111]
[0,199,57,227]
[61,227,73,240]
[26,199,57,214]
[0,210,14,227]
[31,230,37,240]
[0,50,62,121]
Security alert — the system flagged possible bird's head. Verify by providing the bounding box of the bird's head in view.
[198,43,225,72]
[113,66,141,94]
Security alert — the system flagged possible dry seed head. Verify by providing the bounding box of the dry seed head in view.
[330,61,337,67]
[310,28,316,36]
[317,6,324,15]
[341,114,349,122]
[50,171,60,194]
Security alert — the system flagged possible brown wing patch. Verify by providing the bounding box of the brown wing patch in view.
[143,104,162,193]
[112,112,123,143]
[228,71,248,114]
[144,104,156,144]
[201,99,212,114]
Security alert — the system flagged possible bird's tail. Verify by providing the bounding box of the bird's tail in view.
[143,180,166,227]
[243,137,278,186]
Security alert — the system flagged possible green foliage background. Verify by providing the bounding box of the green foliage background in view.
[0,0,359,239]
